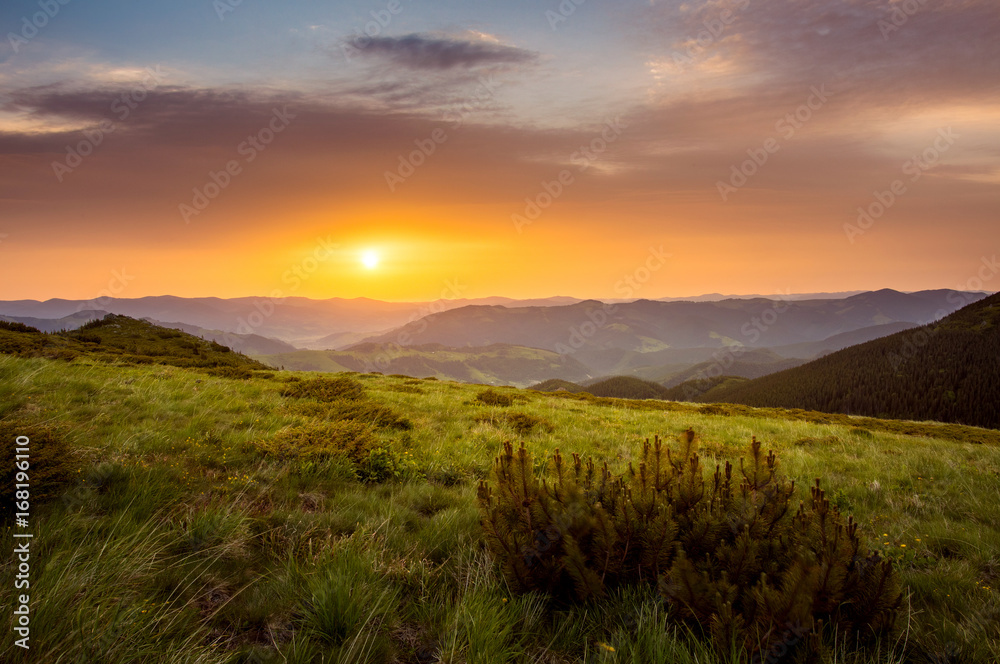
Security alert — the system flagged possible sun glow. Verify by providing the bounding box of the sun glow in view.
[361,249,380,269]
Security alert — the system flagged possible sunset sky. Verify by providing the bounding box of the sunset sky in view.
[1,0,997,302]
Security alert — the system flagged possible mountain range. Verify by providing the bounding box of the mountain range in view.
[0,289,988,389]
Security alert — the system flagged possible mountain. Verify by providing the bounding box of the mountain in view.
[662,375,751,402]
[0,295,582,347]
[660,348,808,388]
[0,309,108,333]
[691,292,1000,429]
[767,322,919,359]
[655,291,867,302]
[528,378,589,393]
[582,376,674,400]
[0,314,269,373]
[360,289,985,360]
[255,342,592,387]
[147,320,299,355]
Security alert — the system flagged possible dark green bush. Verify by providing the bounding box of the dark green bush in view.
[0,321,42,334]
[477,430,902,659]
[357,446,422,484]
[203,366,253,380]
[475,411,553,436]
[280,376,365,402]
[0,420,78,521]
[473,388,514,407]
[291,400,412,431]
[257,421,375,464]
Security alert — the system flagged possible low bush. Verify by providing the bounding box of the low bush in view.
[358,447,423,484]
[257,421,376,464]
[473,388,514,407]
[477,430,902,659]
[290,399,412,431]
[281,376,365,402]
[474,412,554,436]
[0,420,78,521]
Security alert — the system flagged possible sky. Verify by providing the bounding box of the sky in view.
[1,0,998,302]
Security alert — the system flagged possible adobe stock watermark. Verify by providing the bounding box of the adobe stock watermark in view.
[717,85,831,201]
[179,106,296,223]
[339,0,413,61]
[52,66,168,182]
[385,75,501,192]
[74,269,136,314]
[844,127,958,244]
[554,245,670,355]
[213,0,250,21]
[878,0,928,40]
[7,0,72,54]
[359,278,467,373]
[217,236,339,342]
[545,0,588,31]
[680,291,791,400]
[669,0,752,72]
[512,116,628,233]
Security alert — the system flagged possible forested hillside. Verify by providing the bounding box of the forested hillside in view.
[702,292,1000,429]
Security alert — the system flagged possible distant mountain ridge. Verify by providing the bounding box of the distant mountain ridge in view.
[2,290,988,389]
[359,289,984,356]
[0,295,583,348]
[256,342,591,387]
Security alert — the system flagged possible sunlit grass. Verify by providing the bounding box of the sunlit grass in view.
[0,355,997,662]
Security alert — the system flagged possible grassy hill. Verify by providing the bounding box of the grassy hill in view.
[2,350,998,662]
[0,314,269,375]
[663,374,752,402]
[527,378,589,393]
[255,342,592,387]
[698,292,1000,429]
[660,347,808,387]
[583,375,675,400]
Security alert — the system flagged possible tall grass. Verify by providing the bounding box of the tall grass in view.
[1,355,997,661]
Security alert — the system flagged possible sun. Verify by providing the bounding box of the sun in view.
[361,249,379,270]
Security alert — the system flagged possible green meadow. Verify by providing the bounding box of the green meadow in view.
[1,353,998,663]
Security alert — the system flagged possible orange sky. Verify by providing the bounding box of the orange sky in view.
[1,0,998,301]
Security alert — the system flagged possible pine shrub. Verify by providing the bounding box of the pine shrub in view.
[257,421,375,464]
[476,430,902,658]
[0,420,78,521]
[473,388,514,407]
[280,376,366,402]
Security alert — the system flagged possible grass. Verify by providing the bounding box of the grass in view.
[1,355,998,662]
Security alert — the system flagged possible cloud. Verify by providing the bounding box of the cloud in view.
[348,33,538,70]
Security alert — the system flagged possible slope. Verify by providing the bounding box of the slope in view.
[701,292,1000,429]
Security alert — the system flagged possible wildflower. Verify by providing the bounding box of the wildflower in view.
[598,642,615,652]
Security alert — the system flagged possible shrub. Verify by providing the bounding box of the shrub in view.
[281,376,365,402]
[257,421,376,464]
[290,399,412,431]
[0,321,42,334]
[0,420,78,521]
[473,388,514,407]
[358,446,423,484]
[328,401,413,431]
[202,366,253,380]
[474,412,554,436]
[477,430,902,658]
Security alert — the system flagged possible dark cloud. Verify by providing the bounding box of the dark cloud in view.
[348,33,538,70]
